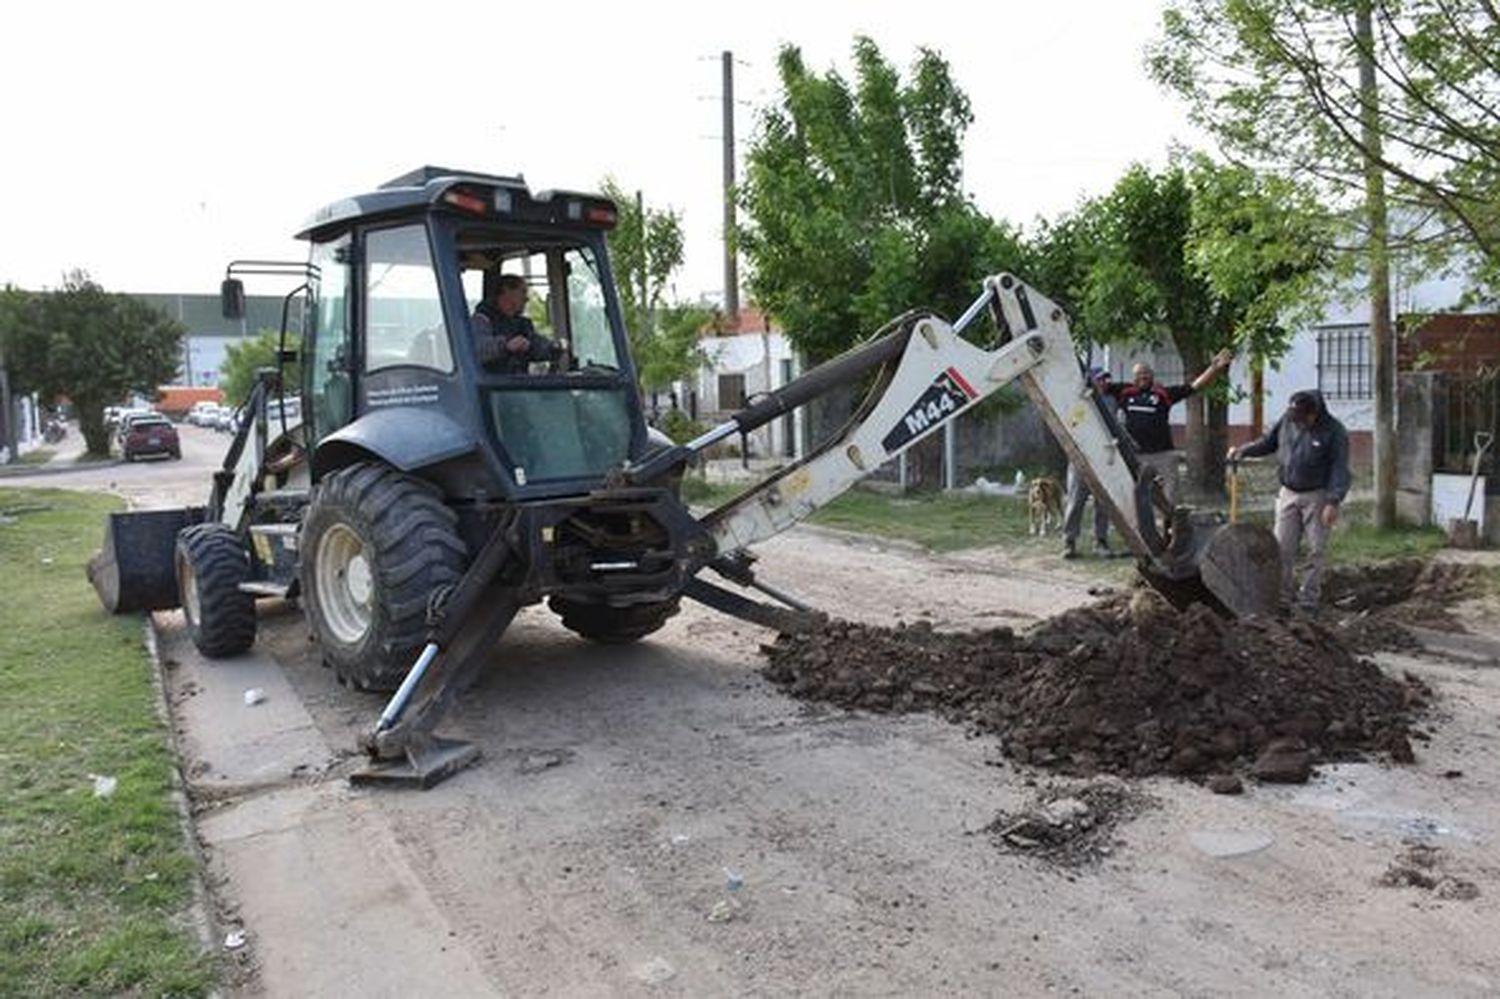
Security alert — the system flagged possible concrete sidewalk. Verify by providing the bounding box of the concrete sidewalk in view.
[0,424,119,478]
[151,610,495,996]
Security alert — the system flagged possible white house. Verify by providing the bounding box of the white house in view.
[691,311,802,461]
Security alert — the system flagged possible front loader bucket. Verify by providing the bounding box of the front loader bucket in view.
[1193,522,1282,618]
[87,507,205,613]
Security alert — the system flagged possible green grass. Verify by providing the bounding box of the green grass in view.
[17,448,56,466]
[686,472,1453,569]
[0,488,214,998]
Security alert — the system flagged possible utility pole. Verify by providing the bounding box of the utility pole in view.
[722,50,740,320]
[1357,2,1396,528]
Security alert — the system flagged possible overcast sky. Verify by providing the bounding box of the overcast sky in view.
[1,0,1199,306]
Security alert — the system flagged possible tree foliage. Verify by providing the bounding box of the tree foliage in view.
[739,38,1021,362]
[0,273,183,455]
[219,329,301,407]
[1149,0,1500,293]
[600,179,701,389]
[1026,158,1333,495]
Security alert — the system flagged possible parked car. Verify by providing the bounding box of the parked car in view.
[187,401,220,426]
[121,415,181,461]
[115,409,159,442]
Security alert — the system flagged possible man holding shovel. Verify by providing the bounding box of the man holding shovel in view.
[1228,389,1351,613]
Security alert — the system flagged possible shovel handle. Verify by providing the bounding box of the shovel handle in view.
[1228,456,1240,525]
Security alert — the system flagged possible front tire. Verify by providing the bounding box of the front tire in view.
[299,463,467,691]
[175,523,257,657]
[549,596,681,645]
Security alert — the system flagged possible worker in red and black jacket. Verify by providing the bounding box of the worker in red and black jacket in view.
[1106,348,1233,504]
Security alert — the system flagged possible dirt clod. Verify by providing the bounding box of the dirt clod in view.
[763,579,1434,784]
[1379,842,1481,900]
[981,779,1154,867]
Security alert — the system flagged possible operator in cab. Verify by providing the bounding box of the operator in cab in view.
[472,274,563,373]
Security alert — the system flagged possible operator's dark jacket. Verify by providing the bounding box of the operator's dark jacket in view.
[472,302,562,373]
[1238,389,1352,503]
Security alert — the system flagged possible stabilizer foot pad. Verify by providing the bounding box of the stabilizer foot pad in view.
[349,737,480,789]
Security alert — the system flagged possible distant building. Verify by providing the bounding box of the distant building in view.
[135,293,304,387]
[691,307,802,460]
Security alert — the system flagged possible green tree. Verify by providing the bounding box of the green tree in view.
[219,329,302,407]
[1066,159,1332,497]
[1150,0,1500,283]
[1149,0,1500,524]
[0,272,183,455]
[600,178,700,389]
[738,38,1017,363]
[634,303,710,392]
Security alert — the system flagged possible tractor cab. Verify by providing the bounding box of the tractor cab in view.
[294,166,649,501]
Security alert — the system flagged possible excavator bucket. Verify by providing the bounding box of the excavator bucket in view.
[87,507,205,613]
[1193,522,1283,618]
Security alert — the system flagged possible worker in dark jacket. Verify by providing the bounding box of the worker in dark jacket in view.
[472,274,562,373]
[1229,389,1351,612]
[1107,348,1233,503]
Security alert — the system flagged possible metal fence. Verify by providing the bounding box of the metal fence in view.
[1435,371,1500,485]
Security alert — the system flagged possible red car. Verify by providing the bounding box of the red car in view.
[122,415,181,461]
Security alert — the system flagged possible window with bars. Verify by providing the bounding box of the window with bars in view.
[1316,325,1372,399]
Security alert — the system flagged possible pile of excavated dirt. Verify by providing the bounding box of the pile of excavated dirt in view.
[1322,559,1484,654]
[762,586,1432,783]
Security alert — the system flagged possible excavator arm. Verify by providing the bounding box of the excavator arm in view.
[654,273,1279,617]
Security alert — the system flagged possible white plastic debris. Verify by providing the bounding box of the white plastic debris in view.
[707,898,741,923]
[723,867,744,892]
[633,957,677,985]
[89,774,117,798]
[243,688,267,706]
[670,833,691,846]
[224,930,247,950]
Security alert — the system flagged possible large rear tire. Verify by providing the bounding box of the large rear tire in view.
[299,463,467,691]
[175,523,257,657]
[549,596,680,645]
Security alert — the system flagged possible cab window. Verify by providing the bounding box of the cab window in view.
[364,225,454,374]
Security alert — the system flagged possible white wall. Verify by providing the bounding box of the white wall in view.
[695,331,802,459]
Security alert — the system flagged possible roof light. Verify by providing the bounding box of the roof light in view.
[494,189,513,212]
[566,200,583,221]
[586,205,617,225]
[442,190,488,214]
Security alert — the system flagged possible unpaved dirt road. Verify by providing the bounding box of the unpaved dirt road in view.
[148,518,1500,997]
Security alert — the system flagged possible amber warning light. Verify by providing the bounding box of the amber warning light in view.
[441,190,488,214]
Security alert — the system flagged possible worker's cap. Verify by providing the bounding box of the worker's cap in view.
[1088,367,1110,383]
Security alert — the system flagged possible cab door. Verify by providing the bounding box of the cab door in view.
[305,235,355,447]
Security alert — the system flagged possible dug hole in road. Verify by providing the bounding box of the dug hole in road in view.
[153,521,1500,996]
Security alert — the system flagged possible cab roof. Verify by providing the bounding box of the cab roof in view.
[295,165,617,242]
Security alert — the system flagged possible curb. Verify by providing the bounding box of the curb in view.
[0,456,122,479]
[143,617,225,967]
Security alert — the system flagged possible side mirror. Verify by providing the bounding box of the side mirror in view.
[221,278,246,320]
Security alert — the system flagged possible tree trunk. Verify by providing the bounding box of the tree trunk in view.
[76,397,111,456]
[1358,1,1397,527]
[1175,342,1227,502]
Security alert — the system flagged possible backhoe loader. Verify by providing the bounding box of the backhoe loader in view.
[89,166,1281,787]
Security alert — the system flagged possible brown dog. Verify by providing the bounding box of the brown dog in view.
[1027,475,1064,536]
